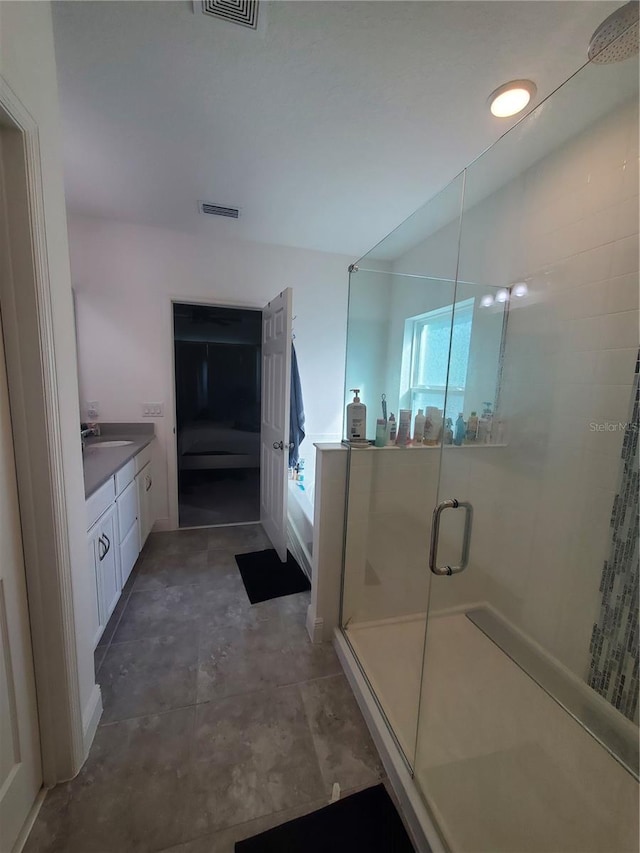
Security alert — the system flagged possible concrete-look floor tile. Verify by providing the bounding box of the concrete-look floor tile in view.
[300,673,384,793]
[113,586,200,642]
[143,529,210,558]
[158,794,333,852]
[251,590,311,622]
[134,550,211,592]
[197,580,268,635]
[24,709,195,853]
[208,524,270,554]
[98,634,198,723]
[197,614,341,702]
[187,685,325,836]
[97,593,129,647]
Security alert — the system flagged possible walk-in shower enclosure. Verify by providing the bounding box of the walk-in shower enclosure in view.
[339,41,639,853]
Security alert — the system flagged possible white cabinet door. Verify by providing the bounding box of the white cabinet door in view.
[117,478,139,587]
[93,503,120,628]
[87,531,102,647]
[117,478,137,542]
[120,522,140,588]
[136,461,154,550]
[260,288,292,562]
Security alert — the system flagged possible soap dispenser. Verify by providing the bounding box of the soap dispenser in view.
[346,389,367,444]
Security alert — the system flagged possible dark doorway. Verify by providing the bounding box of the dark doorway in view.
[173,303,261,528]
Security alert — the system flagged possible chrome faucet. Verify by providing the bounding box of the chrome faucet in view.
[80,423,101,451]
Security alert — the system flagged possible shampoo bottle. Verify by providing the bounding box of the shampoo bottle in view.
[396,409,412,446]
[375,419,387,448]
[454,413,466,446]
[444,417,454,445]
[466,411,479,442]
[387,413,397,445]
[347,390,367,444]
[413,409,426,444]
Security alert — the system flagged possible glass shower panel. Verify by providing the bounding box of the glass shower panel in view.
[415,50,639,853]
[341,175,464,769]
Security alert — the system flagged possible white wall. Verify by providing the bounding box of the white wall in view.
[0,2,97,765]
[68,215,351,528]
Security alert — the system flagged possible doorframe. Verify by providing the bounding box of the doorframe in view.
[166,294,263,531]
[0,78,84,785]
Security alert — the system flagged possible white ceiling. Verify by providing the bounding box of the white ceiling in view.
[52,0,619,258]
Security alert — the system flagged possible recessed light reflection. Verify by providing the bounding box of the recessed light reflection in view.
[496,288,510,303]
[481,294,494,307]
[513,282,528,298]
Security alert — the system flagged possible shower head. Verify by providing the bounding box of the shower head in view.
[588,1,639,63]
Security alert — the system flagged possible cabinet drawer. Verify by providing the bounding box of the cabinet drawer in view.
[115,458,136,496]
[135,443,153,474]
[86,477,116,530]
[116,478,138,541]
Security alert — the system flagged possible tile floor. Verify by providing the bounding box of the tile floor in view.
[25,524,385,853]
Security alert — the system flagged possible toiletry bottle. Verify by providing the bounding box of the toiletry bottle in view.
[478,402,493,444]
[413,409,426,444]
[347,389,367,443]
[387,413,397,445]
[375,418,387,448]
[466,411,479,442]
[396,409,412,446]
[444,417,454,445]
[454,413,465,446]
[424,406,442,446]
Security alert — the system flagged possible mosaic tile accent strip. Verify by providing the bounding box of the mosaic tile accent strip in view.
[588,350,639,723]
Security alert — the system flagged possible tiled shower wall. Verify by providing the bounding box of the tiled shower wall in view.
[457,95,639,682]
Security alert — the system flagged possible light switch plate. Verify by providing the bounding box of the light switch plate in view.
[87,401,99,418]
[142,402,164,417]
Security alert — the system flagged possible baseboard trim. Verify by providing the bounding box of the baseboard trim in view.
[82,683,103,760]
[306,607,324,644]
[152,516,171,533]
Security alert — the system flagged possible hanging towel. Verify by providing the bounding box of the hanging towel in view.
[289,343,305,467]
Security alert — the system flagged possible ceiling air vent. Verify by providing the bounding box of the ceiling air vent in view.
[201,0,259,30]
[199,202,240,219]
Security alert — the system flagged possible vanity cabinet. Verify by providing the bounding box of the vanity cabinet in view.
[88,503,119,645]
[86,443,155,648]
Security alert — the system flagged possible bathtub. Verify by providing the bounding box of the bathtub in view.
[287,478,314,579]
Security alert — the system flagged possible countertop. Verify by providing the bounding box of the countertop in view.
[83,423,155,498]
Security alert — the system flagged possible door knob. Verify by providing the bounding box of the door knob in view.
[273,441,284,450]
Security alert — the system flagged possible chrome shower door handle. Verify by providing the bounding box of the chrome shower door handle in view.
[429,498,473,576]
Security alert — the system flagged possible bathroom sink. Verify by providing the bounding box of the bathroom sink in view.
[92,440,134,448]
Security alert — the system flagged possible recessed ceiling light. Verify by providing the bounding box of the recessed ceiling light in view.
[489,80,537,118]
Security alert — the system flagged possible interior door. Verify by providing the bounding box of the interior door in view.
[0,310,42,852]
[260,288,292,562]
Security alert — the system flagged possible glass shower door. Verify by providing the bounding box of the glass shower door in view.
[414,51,639,853]
[340,175,464,771]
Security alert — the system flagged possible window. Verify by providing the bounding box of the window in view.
[407,298,474,422]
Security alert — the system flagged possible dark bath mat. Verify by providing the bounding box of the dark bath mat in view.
[235,548,310,604]
[235,784,414,852]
